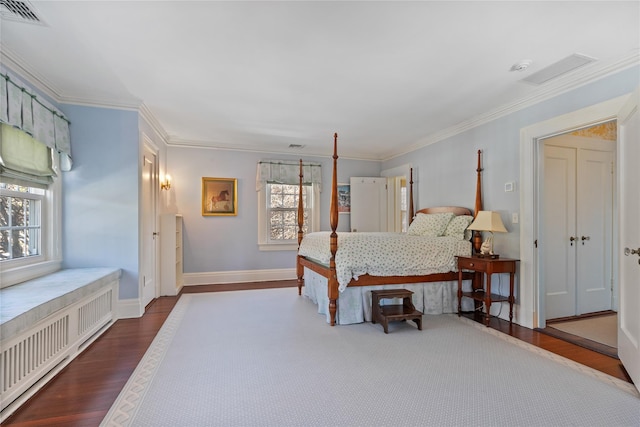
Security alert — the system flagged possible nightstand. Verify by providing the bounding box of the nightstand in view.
[456,256,519,326]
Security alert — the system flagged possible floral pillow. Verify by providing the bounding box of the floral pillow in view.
[444,215,474,240]
[407,212,455,237]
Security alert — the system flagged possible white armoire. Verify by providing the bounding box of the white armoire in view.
[542,134,615,320]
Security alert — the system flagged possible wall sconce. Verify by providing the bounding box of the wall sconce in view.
[160,175,172,191]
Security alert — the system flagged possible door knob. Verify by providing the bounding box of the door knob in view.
[581,236,590,245]
[569,236,576,246]
[625,247,640,265]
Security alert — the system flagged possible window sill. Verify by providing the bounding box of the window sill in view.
[0,259,62,289]
[258,243,299,252]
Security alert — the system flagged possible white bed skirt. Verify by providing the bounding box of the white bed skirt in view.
[303,267,475,325]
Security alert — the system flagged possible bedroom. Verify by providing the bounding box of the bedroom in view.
[0,0,639,424]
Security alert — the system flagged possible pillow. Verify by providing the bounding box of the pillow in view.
[407,212,455,237]
[444,215,474,240]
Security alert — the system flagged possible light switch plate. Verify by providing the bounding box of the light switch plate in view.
[505,182,514,192]
[512,213,519,224]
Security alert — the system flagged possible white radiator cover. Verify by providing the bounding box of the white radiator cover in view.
[0,282,118,421]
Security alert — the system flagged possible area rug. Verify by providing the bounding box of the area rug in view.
[549,314,617,348]
[101,288,639,427]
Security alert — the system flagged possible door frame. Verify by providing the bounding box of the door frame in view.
[541,136,615,319]
[519,94,628,329]
[140,134,160,311]
[381,163,413,232]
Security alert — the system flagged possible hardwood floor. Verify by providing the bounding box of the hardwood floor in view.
[3,281,632,426]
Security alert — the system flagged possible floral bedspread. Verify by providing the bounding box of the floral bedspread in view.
[298,232,471,292]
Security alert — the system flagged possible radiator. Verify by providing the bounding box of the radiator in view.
[1,285,116,419]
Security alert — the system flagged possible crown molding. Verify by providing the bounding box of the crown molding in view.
[167,137,379,162]
[1,44,142,111]
[382,50,640,161]
[139,103,170,143]
[1,44,63,102]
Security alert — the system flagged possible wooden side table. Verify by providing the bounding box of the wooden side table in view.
[456,256,519,326]
[371,289,423,333]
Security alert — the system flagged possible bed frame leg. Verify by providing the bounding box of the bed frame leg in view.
[296,257,303,296]
[329,299,337,326]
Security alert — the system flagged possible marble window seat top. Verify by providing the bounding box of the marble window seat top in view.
[0,268,121,340]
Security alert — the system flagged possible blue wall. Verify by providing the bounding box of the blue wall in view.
[383,65,640,258]
[60,105,141,299]
[168,146,380,274]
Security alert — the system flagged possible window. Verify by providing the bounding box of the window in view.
[0,148,61,288]
[0,183,43,260]
[258,182,319,251]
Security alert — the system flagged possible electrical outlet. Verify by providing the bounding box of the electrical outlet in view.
[512,213,519,224]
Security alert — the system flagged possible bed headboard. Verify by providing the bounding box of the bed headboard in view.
[416,206,472,216]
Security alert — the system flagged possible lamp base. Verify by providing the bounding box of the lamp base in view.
[475,253,500,259]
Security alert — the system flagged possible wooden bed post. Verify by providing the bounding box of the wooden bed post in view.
[409,167,414,224]
[328,133,339,326]
[296,159,304,295]
[473,150,483,254]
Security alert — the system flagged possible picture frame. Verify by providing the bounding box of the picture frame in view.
[202,177,237,216]
[337,183,350,214]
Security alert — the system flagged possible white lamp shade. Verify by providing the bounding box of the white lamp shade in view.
[467,211,507,233]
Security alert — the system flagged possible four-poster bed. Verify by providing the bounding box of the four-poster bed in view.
[296,133,483,326]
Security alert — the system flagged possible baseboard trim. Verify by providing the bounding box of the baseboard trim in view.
[183,268,296,286]
[118,298,144,319]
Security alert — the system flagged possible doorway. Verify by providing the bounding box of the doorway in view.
[537,122,618,353]
[541,122,616,321]
[141,141,159,309]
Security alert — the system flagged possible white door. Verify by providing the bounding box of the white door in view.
[617,88,640,392]
[576,149,613,314]
[543,145,577,319]
[350,177,387,232]
[141,145,158,309]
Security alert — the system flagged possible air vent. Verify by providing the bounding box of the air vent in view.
[289,144,305,149]
[522,53,596,85]
[0,0,44,25]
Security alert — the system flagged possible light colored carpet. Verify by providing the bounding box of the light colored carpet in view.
[102,288,639,427]
[549,314,617,348]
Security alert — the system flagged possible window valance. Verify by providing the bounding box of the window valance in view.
[0,72,72,171]
[256,160,322,192]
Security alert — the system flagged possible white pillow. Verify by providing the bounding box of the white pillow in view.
[407,212,455,237]
[444,215,474,240]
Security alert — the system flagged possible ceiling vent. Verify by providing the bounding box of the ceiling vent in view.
[0,0,44,25]
[522,53,597,85]
[288,144,305,149]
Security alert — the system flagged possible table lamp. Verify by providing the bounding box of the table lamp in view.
[467,211,507,258]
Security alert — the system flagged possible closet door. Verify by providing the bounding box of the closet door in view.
[543,145,577,319]
[576,149,613,314]
[350,177,387,232]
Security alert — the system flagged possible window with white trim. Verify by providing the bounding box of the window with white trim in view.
[0,125,63,287]
[258,182,320,251]
[256,160,322,251]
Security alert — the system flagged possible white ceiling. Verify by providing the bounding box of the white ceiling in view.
[1,1,638,160]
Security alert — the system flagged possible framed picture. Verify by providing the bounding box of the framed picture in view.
[337,183,350,214]
[202,177,237,216]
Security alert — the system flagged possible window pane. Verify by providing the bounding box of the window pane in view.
[0,230,9,260]
[282,194,296,208]
[0,196,8,227]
